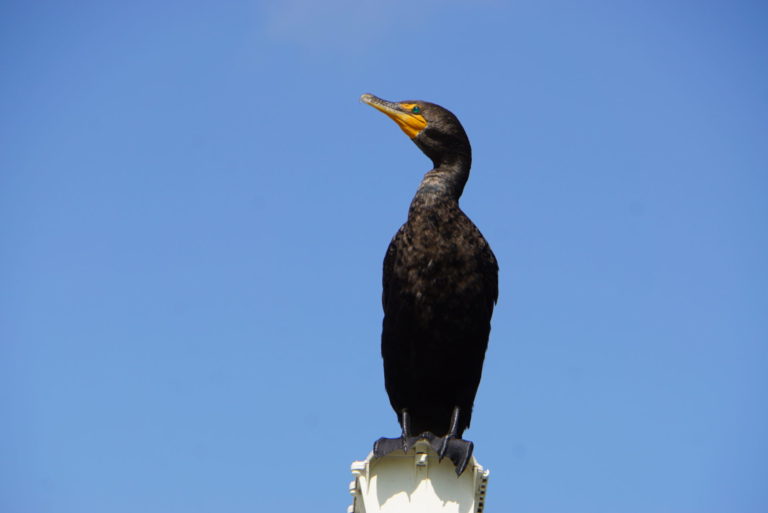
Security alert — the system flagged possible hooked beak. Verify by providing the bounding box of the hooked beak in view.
[361,93,427,139]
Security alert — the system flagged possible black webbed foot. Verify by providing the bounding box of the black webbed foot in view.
[431,435,474,476]
[373,436,404,457]
[430,406,473,476]
[373,435,422,457]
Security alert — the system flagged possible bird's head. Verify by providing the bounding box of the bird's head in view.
[361,93,471,169]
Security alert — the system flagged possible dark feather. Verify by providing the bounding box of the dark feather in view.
[374,98,499,437]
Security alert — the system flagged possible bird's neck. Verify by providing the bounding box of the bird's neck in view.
[412,155,471,207]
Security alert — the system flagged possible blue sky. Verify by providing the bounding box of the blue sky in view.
[1,1,767,512]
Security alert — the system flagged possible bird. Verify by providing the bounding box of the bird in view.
[360,94,498,476]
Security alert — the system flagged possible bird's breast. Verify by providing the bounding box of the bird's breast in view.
[392,207,490,306]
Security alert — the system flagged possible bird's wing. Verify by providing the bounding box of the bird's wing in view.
[469,221,499,309]
[382,225,406,310]
[484,243,499,306]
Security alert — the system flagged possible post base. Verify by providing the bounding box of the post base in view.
[348,439,489,513]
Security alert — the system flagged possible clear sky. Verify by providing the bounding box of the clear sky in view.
[2,1,767,512]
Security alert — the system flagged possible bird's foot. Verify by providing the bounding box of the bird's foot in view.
[373,435,421,457]
[432,435,474,476]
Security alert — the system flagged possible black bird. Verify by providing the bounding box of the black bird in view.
[361,94,498,475]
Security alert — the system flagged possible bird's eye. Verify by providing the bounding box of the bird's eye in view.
[411,106,421,114]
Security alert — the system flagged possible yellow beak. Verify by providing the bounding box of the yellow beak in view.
[361,94,428,139]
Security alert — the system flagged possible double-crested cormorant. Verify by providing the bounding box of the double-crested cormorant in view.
[361,94,498,475]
